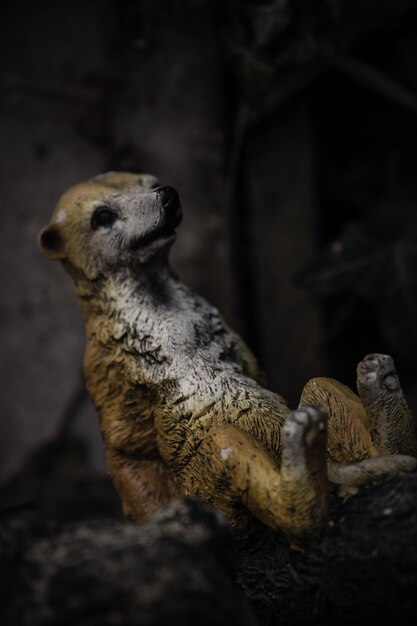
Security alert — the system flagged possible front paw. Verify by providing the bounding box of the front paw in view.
[283,407,327,450]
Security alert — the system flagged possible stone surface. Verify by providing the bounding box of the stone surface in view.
[3,476,417,626]
[235,471,417,625]
[0,498,257,626]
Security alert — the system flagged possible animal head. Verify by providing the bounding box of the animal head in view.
[39,172,182,280]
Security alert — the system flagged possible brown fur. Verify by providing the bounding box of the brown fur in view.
[39,172,417,542]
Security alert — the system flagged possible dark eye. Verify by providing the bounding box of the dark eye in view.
[91,207,118,230]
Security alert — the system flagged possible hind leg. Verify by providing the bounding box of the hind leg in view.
[300,369,416,495]
[181,407,328,544]
[357,353,417,457]
[299,377,378,462]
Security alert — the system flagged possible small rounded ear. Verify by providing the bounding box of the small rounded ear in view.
[38,225,66,259]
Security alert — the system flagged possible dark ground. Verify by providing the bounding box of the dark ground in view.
[2,471,417,626]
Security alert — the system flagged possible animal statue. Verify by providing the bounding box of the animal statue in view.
[39,172,417,544]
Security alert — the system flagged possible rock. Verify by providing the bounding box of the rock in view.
[235,471,417,625]
[3,474,417,625]
[0,498,257,626]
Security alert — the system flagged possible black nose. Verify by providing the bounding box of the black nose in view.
[156,186,180,212]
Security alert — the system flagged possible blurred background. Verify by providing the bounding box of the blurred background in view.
[1,0,417,517]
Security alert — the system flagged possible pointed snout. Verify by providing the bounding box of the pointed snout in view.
[155,186,182,227]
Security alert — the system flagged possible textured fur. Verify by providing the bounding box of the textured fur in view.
[39,172,417,542]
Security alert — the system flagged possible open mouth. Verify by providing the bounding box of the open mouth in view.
[129,223,177,251]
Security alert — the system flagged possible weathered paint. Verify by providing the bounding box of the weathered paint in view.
[39,172,417,542]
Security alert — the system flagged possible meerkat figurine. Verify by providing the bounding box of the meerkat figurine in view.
[39,172,417,543]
